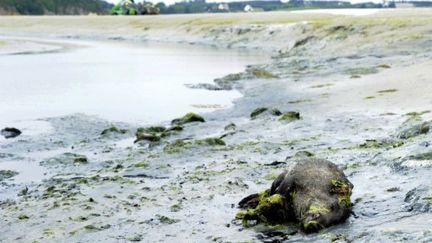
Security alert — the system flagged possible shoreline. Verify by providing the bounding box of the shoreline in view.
[1,9,432,242]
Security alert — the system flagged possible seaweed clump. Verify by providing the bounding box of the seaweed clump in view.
[171,112,205,126]
[279,112,301,122]
[135,125,183,143]
[250,107,286,119]
[250,107,268,119]
[100,126,128,136]
[196,137,226,146]
[0,170,19,181]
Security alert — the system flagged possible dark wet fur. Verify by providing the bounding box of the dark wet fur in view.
[239,158,353,233]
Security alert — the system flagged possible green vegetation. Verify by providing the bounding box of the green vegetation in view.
[249,68,278,79]
[377,64,391,69]
[224,122,236,131]
[0,0,111,15]
[310,83,334,88]
[0,170,18,181]
[133,161,148,168]
[135,125,183,143]
[378,89,398,94]
[358,139,404,149]
[236,190,290,226]
[156,214,179,224]
[250,107,268,119]
[405,111,430,117]
[196,137,226,146]
[101,126,127,136]
[18,214,30,220]
[294,150,314,158]
[279,111,301,122]
[163,140,191,154]
[171,112,205,125]
[344,67,378,76]
[330,179,352,208]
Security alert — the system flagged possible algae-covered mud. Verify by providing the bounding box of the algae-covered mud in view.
[1,9,432,242]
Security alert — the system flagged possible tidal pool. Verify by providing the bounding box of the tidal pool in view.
[0,37,268,126]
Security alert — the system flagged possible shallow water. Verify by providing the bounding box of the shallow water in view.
[0,38,267,126]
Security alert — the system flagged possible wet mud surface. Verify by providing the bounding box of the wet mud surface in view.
[1,11,432,242]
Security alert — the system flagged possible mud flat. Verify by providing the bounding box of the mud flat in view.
[1,9,432,242]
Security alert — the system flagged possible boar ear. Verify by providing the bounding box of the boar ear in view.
[238,193,260,209]
[270,170,290,194]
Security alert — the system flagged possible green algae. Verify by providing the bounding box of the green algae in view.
[279,112,301,122]
[101,126,128,136]
[288,99,312,104]
[302,220,321,232]
[196,137,226,146]
[42,153,88,166]
[294,150,315,158]
[73,155,88,165]
[18,214,30,220]
[250,107,268,119]
[135,132,161,143]
[170,203,182,212]
[248,68,279,79]
[310,83,334,89]
[345,162,362,170]
[331,179,352,208]
[271,108,282,116]
[42,228,54,237]
[234,140,260,150]
[133,161,148,168]
[358,139,404,149]
[405,111,430,117]
[236,191,289,226]
[378,89,398,94]
[398,121,430,139]
[224,122,236,131]
[337,194,351,208]
[0,170,18,181]
[167,125,183,132]
[137,126,166,134]
[308,203,330,214]
[423,195,432,204]
[156,214,179,224]
[135,125,183,143]
[263,172,280,181]
[344,67,378,76]
[125,235,143,242]
[377,64,391,69]
[408,151,432,161]
[163,140,191,154]
[171,112,205,125]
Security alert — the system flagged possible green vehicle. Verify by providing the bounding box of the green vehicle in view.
[111,0,139,15]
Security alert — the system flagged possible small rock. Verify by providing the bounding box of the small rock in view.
[1,127,22,139]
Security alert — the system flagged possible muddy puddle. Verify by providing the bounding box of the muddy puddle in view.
[0,37,268,125]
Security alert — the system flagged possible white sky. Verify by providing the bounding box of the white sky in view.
[105,0,386,6]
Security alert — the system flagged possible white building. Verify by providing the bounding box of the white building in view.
[218,3,230,11]
[244,4,253,12]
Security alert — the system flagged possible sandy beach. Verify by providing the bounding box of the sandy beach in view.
[1,8,432,242]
